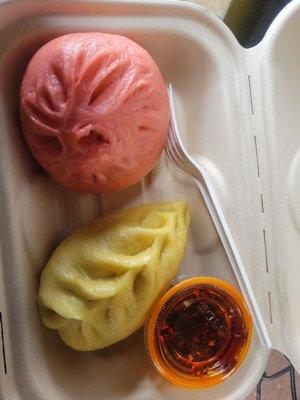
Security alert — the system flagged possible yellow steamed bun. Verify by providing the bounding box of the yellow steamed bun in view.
[38,202,190,351]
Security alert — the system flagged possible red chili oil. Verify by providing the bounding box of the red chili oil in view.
[147,278,253,388]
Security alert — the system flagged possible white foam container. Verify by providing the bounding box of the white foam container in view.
[0,0,299,399]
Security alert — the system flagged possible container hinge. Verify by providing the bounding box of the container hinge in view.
[248,74,254,115]
[0,312,7,375]
[260,194,264,213]
[268,291,273,325]
[254,135,261,178]
[248,73,273,326]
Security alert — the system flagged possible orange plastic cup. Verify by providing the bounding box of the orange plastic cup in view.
[146,277,253,388]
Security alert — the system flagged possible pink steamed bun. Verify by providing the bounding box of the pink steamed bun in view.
[19,33,170,193]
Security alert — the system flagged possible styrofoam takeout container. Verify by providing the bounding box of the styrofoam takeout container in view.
[0,0,299,399]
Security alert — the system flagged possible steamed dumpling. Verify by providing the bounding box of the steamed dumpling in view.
[19,33,170,193]
[38,202,190,351]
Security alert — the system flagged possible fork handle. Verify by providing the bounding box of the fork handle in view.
[193,175,272,349]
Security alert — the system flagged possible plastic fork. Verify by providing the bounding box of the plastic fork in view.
[166,84,272,350]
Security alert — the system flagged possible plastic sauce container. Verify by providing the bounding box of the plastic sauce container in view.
[146,277,253,388]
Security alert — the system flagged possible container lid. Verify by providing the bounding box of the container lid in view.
[244,0,300,370]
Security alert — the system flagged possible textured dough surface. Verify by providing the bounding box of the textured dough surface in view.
[20,33,170,193]
[38,202,190,351]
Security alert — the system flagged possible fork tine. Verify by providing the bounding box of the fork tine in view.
[168,85,203,178]
[165,144,192,180]
[165,145,187,176]
[165,144,179,170]
[168,84,191,158]
[165,138,180,166]
[165,86,188,170]
[169,125,184,160]
[165,136,184,169]
[167,126,183,160]
[165,135,193,180]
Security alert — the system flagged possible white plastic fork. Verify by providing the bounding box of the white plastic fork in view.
[166,84,272,349]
